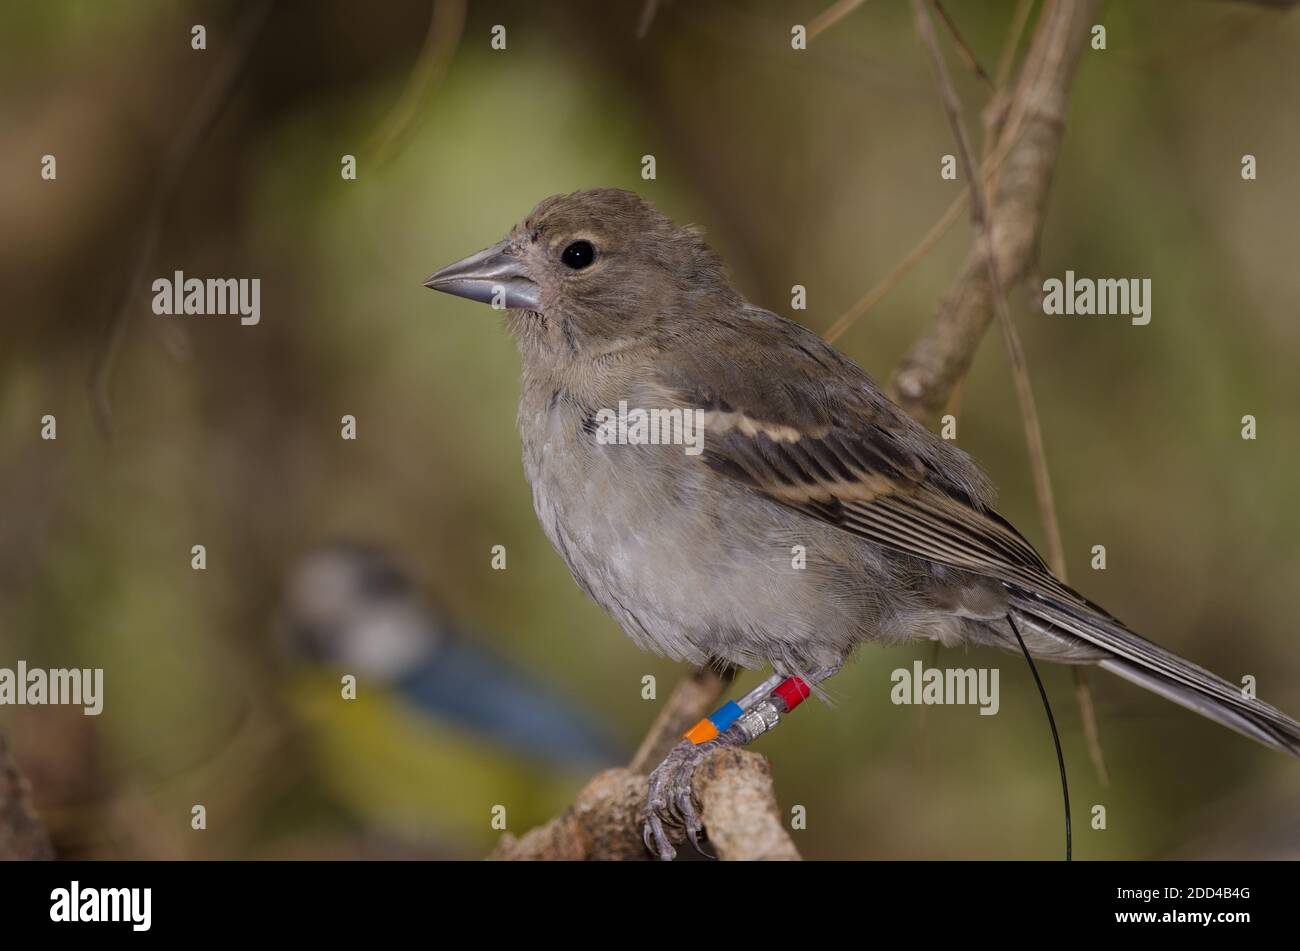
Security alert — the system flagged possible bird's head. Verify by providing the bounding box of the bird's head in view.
[424,188,738,354]
[275,543,438,680]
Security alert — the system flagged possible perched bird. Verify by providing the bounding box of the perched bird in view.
[275,542,624,848]
[424,187,1300,859]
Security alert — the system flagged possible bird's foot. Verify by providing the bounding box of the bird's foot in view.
[641,734,735,861]
[640,668,836,860]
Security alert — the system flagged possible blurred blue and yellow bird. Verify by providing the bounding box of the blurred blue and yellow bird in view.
[275,542,624,851]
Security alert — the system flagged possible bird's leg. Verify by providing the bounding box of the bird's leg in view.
[642,664,841,860]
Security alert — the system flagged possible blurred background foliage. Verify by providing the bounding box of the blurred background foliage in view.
[1,0,1298,859]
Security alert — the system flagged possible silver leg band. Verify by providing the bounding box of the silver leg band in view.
[737,699,782,742]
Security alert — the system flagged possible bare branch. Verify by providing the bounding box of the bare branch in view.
[909,0,1069,580]
[890,0,1101,423]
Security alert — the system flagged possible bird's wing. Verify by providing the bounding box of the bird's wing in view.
[656,309,1246,698]
[653,306,1081,607]
[653,309,1300,752]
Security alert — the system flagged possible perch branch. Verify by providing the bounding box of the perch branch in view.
[489,749,798,861]
[491,663,756,859]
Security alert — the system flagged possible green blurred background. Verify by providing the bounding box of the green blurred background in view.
[2,0,1298,860]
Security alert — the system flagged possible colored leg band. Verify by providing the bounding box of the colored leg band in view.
[684,700,745,745]
[709,700,744,731]
[772,676,811,712]
[684,719,719,744]
[682,677,816,745]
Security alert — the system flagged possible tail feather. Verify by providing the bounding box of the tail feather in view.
[1005,585,1300,758]
[1100,657,1300,756]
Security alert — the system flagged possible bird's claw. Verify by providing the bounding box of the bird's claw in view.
[644,810,674,861]
[641,738,717,860]
[686,822,714,859]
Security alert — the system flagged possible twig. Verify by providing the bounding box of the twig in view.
[807,0,871,44]
[822,0,1050,349]
[934,0,995,92]
[889,0,1099,422]
[994,0,1037,93]
[367,0,466,167]
[822,99,1032,345]
[823,191,969,345]
[910,0,1061,556]
[910,0,1063,573]
[1073,667,1109,785]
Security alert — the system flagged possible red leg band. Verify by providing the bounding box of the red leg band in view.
[773,676,811,711]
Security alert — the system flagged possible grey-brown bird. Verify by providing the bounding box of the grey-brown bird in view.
[425,187,1300,860]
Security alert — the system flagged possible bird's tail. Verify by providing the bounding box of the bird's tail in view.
[1003,584,1300,758]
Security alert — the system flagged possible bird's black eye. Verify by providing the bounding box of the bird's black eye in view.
[561,240,595,270]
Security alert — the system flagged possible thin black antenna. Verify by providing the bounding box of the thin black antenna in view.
[1007,611,1071,861]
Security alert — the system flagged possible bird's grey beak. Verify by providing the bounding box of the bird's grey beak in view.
[423,239,540,310]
